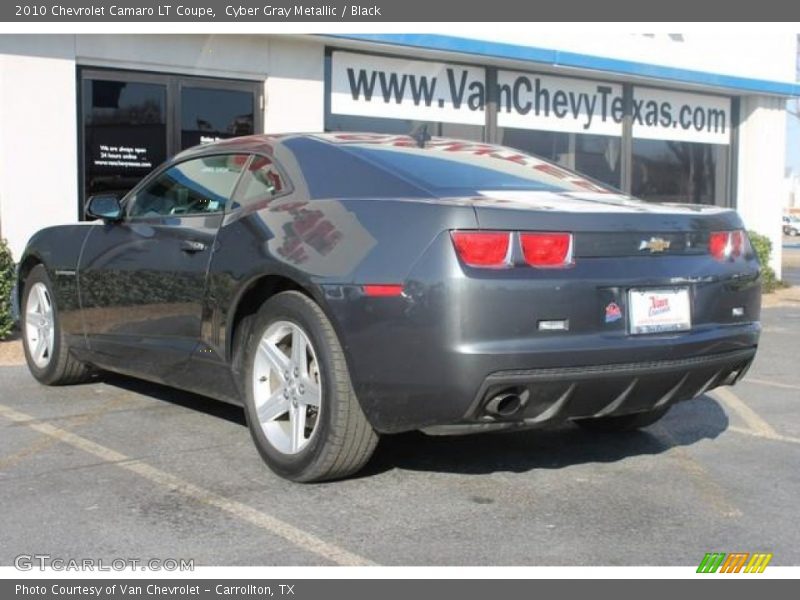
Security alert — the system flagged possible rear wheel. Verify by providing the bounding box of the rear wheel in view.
[22,265,91,385]
[241,291,378,482]
[573,406,670,433]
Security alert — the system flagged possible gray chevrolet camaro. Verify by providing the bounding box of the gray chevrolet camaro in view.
[17,133,761,481]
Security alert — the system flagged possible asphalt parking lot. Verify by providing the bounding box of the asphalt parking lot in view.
[1,303,799,567]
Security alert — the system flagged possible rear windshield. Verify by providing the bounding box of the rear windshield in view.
[344,147,564,195]
[340,140,616,196]
[284,136,617,199]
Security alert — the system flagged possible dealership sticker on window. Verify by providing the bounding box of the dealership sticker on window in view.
[628,288,692,334]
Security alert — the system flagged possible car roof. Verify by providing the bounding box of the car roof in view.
[173,132,500,161]
[171,132,628,200]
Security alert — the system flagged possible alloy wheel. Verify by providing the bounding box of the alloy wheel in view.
[25,282,55,369]
[253,320,322,454]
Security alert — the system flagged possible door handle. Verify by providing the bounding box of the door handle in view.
[180,240,207,253]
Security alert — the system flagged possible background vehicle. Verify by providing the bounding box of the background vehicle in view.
[18,133,761,481]
[783,215,800,236]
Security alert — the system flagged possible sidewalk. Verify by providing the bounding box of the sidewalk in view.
[0,332,23,366]
[761,285,800,308]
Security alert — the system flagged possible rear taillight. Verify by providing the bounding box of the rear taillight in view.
[709,230,746,261]
[450,230,574,269]
[521,232,573,268]
[730,230,744,257]
[709,232,728,260]
[450,231,511,268]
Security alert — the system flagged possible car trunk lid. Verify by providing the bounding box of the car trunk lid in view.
[467,190,742,257]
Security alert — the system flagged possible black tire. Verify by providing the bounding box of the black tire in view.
[241,291,378,482]
[573,406,670,433]
[21,265,91,385]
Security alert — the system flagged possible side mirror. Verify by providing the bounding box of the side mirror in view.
[86,194,123,222]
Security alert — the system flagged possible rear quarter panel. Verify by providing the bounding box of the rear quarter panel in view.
[208,195,478,364]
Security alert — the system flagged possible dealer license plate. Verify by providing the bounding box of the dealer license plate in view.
[628,288,691,335]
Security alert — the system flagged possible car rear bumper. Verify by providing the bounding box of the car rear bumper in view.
[466,346,756,426]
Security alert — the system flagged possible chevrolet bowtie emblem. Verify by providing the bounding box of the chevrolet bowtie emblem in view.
[639,237,671,253]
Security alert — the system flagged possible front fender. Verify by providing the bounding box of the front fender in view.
[17,224,94,338]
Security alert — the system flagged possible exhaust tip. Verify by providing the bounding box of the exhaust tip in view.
[485,391,524,417]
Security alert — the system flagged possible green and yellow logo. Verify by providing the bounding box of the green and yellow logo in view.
[697,552,773,573]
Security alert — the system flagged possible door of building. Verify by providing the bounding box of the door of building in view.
[80,68,263,216]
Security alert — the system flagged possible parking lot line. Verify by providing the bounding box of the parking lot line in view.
[711,387,780,439]
[743,377,800,391]
[728,426,800,445]
[0,402,376,567]
[0,396,131,471]
[713,386,800,444]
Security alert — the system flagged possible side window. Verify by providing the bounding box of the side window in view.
[128,154,247,218]
[230,154,289,210]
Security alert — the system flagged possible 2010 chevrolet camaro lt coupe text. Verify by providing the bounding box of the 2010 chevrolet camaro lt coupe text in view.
[18,133,761,481]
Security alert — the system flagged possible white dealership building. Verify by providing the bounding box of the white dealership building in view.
[0,32,797,275]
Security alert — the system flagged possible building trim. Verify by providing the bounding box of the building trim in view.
[326,33,800,97]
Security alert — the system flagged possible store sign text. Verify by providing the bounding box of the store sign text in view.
[331,51,486,125]
[330,52,731,145]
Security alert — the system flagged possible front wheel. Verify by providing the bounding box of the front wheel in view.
[573,406,670,433]
[241,291,378,482]
[22,265,91,385]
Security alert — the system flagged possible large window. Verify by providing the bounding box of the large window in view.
[575,134,622,190]
[498,129,570,168]
[323,49,736,207]
[498,129,622,189]
[82,79,168,199]
[181,87,255,149]
[631,139,728,205]
[80,69,262,216]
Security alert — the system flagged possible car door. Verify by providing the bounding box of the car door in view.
[77,153,248,380]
